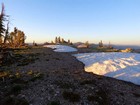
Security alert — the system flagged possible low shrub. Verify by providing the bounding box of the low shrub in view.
[133,93,140,97]
[87,89,108,105]
[80,79,96,85]
[54,81,74,89]
[10,84,23,95]
[3,96,29,105]
[30,72,44,82]
[47,101,60,105]
[62,91,80,102]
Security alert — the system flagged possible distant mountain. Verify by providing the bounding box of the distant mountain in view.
[113,45,140,50]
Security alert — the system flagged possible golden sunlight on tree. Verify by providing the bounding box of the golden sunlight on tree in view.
[9,27,26,48]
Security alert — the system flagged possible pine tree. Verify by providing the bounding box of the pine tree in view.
[70,42,73,45]
[68,39,70,44]
[99,40,103,47]
[51,41,54,44]
[85,41,89,48]
[55,37,57,43]
[0,3,6,45]
[9,27,26,47]
[3,21,9,44]
[62,38,64,43]
[58,36,61,43]
[108,41,113,49]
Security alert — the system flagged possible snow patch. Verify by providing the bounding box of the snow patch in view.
[43,45,77,52]
[73,52,140,85]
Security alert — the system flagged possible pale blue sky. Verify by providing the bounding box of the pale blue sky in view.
[1,0,140,45]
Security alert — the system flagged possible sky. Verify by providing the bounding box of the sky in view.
[1,0,140,45]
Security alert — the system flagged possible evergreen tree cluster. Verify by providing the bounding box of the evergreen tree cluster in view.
[54,36,72,45]
[98,40,103,47]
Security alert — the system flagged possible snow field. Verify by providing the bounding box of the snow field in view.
[43,45,77,52]
[74,52,140,85]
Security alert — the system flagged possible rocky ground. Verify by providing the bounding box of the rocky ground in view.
[0,47,140,105]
